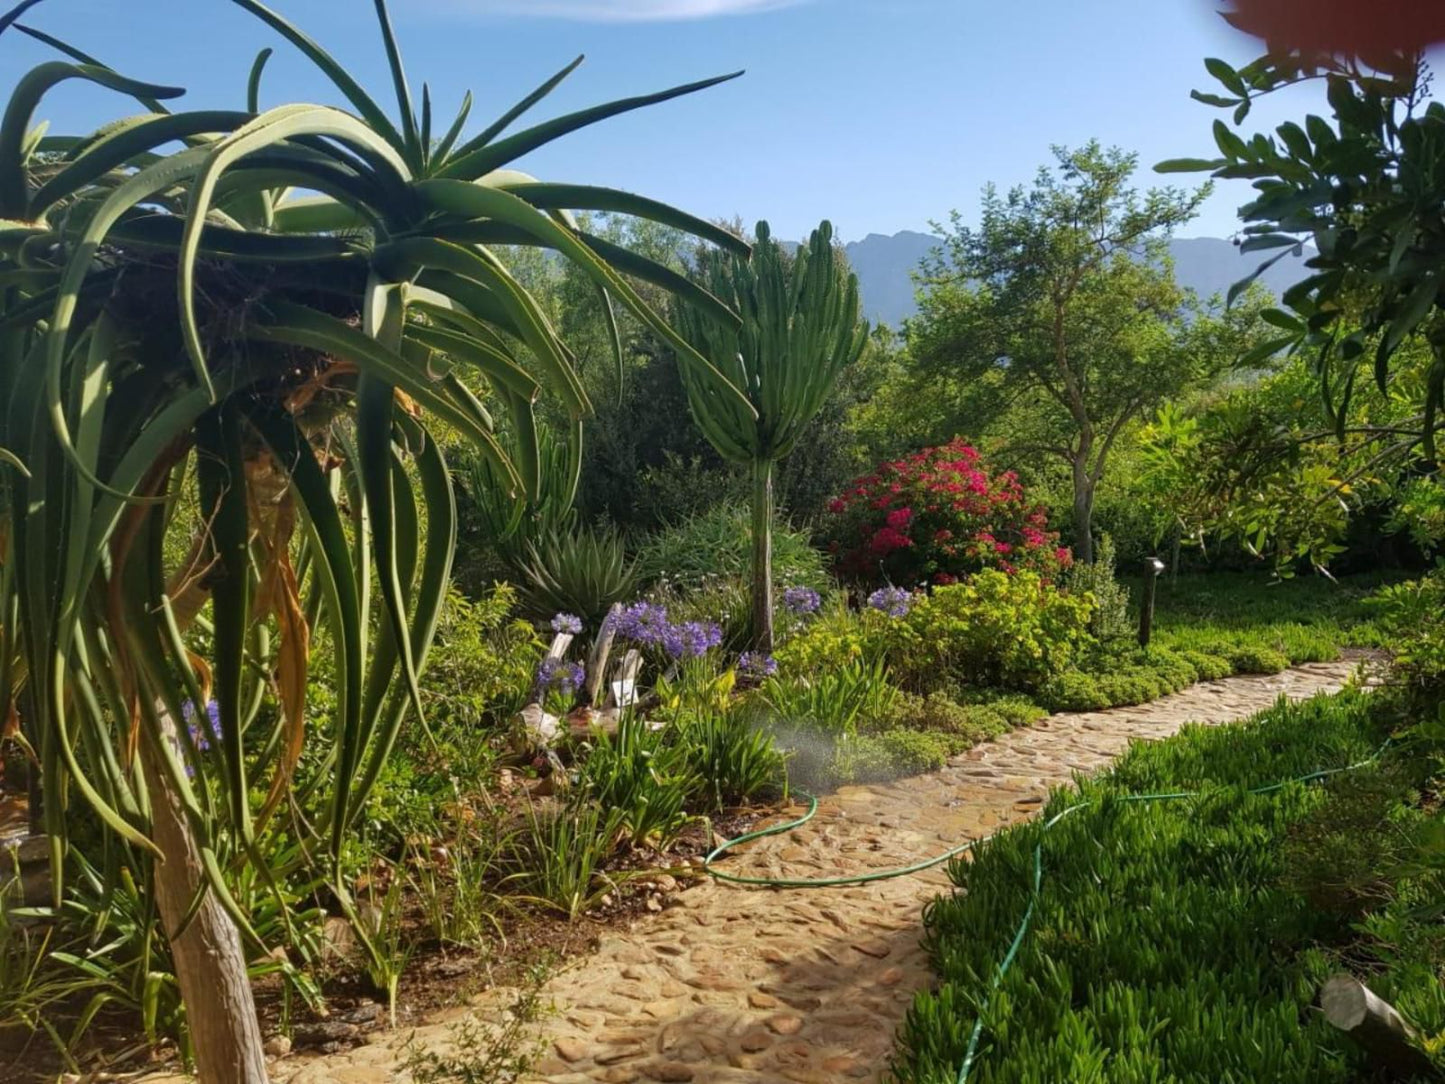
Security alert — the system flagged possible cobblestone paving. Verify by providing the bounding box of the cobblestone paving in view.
[141,658,1366,1084]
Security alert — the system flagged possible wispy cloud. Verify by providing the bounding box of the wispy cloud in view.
[463,0,810,21]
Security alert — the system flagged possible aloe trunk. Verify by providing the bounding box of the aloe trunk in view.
[140,719,266,1082]
[751,458,775,652]
[674,222,868,651]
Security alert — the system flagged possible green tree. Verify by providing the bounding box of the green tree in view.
[905,142,1266,564]
[1156,49,1445,563]
[0,2,751,1076]
[675,222,867,650]
[1162,51,1445,468]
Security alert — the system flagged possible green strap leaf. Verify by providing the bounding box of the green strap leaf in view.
[440,69,742,181]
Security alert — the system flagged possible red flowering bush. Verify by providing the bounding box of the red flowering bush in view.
[824,439,1069,587]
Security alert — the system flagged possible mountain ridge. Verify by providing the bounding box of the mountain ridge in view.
[835,231,1312,327]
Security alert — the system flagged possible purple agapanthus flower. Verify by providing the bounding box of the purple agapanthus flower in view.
[605,601,672,646]
[737,651,779,679]
[550,612,583,635]
[663,620,723,660]
[867,586,912,618]
[181,699,220,752]
[536,657,586,696]
[782,586,821,616]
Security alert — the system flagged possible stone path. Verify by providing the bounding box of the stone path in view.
[144,658,1366,1084]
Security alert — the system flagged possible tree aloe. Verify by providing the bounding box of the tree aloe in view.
[674,221,867,650]
[0,0,751,1076]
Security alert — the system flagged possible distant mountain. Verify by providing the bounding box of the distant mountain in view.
[838,231,1314,328]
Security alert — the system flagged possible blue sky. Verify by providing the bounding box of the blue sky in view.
[2,0,1418,242]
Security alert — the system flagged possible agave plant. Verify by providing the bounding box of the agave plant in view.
[674,221,867,650]
[0,0,751,1076]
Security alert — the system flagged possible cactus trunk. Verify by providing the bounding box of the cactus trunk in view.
[750,457,775,652]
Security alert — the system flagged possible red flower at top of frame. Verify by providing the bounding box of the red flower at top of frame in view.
[1055,546,1073,567]
[1221,0,1445,55]
[886,507,913,528]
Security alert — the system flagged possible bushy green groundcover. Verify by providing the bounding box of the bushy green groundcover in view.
[891,690,1445,1083]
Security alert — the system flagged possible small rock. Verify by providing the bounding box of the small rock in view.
[338,1000,383,1025]
[263,1035,292,1058]
[654,873,678,891]
[644,1062,695,1082]
[748,991,780,1009]
[646,895,663,913]
[851,938,891,959]
[596,1044,646,1065]
[879,966,906,986]
[738,1030,772,1053]
[294,1020,360,1047]
[553,1036,588,1062]
[767,1013,804,1035]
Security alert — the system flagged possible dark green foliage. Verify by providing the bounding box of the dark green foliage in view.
[673,708,786,812]
[577,715,693,850]
[1062,534,1133,641]
[514,526,638,625]
[1224,643,1291,675]
[892,691,1416,1084]
[635,502,828,593]
[850,730,955,781]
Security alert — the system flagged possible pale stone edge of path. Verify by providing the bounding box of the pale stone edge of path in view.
[126,654,1376,1084]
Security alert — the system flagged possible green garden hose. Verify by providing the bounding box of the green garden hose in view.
[698,740,1393,1084]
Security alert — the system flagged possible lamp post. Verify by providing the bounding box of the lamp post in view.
[1139,556,1166,648]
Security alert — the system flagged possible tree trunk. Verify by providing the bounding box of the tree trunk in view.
[750,458,775,653]
[1071,454,1095,565]
[140,717,268,1084]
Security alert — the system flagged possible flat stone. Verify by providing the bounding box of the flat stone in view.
[851,938,892,959]
[748,991,780,1009]
[596,1044,647,1065]
[642,1062,695,1082]
[767,1013,804,1036]
[738,1030,772,1053]
[553,1037,587,1062]
[878,966,906,986]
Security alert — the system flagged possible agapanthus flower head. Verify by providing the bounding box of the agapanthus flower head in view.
[867,586,912,618]
[737,651,779,679]
[550,612,583,635]
[663,620,723,659]
[536,657,586,696]
[181,699,220,751]
[605,601,671,646]
[782,585,821,615]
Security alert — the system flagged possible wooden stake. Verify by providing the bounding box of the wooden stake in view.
[1321,974,1441,1079]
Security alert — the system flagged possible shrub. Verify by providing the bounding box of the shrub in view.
[577,716,693,850]
[1369,568,1445,703]
[1038,647,1203,712]
[879,691,1015,748]
[849,730,954,781]
[824,439,1069,587]
[635,502,828,593]
[893,691,1402,1083]
[1226,643,1291,674]
[1180,649,1233,681]
[515,526,638,626]
[1062,533,1133,641]
[893,571,1093,691]
[674,708,786,811]
[772,601,901,673]
[756,657,898,737]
